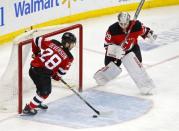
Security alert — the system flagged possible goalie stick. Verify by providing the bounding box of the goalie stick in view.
[60,79,113,117]
[121,0,146,49]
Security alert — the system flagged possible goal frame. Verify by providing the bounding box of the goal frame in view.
[18,24,83,114]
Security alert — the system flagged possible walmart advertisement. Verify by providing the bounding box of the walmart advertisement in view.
[1,0,178,38]
[0,0,139,36]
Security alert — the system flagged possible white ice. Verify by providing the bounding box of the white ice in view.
[0,5,179,131]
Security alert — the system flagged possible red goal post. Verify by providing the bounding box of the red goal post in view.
[17,24,83,114]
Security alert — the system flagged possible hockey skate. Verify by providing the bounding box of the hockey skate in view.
[23,104,37,115]
[37,103,48,110]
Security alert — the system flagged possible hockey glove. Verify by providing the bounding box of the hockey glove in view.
[52,73,61,81]
[147,30,157,41]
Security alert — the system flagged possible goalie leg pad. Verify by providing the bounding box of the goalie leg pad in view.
[94,62,122,86]
[122,52,155,95]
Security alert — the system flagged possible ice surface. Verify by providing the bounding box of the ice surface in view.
[19,89,152,128]
[0,5,179,131]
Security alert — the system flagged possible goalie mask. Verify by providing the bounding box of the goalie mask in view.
[62,32,76,50]
[118,12,130,29]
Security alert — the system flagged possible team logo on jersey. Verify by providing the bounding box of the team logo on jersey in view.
[123,37,135,50]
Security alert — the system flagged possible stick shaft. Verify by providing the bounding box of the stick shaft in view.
[134,0,145,20]
[60,79,100,115]
[121,0,145,48]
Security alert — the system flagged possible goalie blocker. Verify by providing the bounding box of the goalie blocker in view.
[122,52,155,95]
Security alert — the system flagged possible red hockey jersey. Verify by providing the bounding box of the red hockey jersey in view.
[105,20,150,50]
[31,37,73,76]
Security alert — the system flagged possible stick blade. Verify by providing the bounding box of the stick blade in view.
[99,110,113,117]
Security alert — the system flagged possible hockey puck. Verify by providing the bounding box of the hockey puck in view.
[92,115,98,118]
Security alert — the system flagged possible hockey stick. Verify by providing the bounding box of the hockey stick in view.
[121,0,145,49]
[60,79,112,116]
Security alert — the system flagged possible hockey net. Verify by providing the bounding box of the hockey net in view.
[0,24,83,113]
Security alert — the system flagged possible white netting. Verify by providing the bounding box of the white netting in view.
[0,30,35,111]
[0,24,82,112]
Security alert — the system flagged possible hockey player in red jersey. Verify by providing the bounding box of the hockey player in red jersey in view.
[23,32,76,115]
[94,12,157,94]
[104,12,157,66]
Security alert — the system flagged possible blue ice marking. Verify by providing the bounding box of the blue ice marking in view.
[20,89,153,128]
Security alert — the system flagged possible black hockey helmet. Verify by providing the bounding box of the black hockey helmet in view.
[61,32,76,44]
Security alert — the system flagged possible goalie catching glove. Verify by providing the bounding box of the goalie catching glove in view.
[142,27,157,41]
[147,30,157,41]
